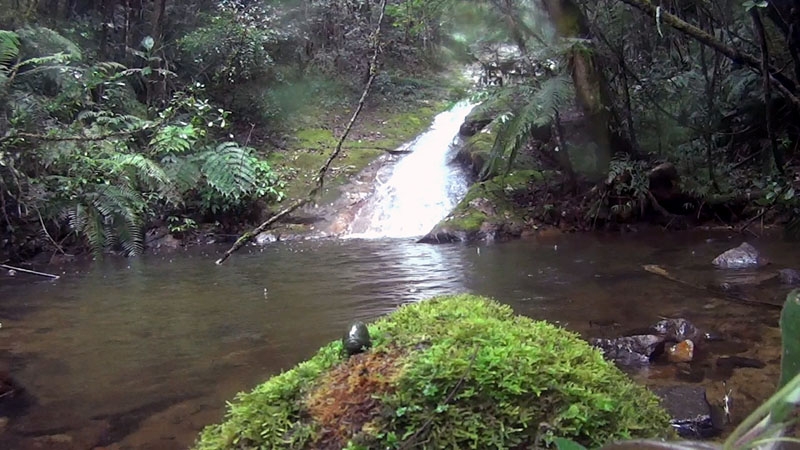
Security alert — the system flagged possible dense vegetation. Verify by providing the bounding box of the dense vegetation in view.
[0,0,456,261]
[459,0,800,232]
[2,0,799,261]
[195,294,672,449]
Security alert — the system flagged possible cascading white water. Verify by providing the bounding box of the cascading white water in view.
[345,101,476,239]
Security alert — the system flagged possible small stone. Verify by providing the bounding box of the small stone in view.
[6,269,16,277]
[667,339,695,363]
[343,321,371,356]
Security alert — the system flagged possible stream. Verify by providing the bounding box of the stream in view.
[0,233,796,449]
[0,102,798,449]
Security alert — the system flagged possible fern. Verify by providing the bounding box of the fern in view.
[480,75,573,180]
[0,30,20,68]
[200,142,259,199]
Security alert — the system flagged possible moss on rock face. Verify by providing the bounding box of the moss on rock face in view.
[195,295,672,450]
[421,170,547,243]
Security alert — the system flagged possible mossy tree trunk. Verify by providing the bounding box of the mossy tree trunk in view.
[540,0,618,175]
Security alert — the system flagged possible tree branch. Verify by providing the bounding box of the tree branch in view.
[617,0,800,109]
[214,0,389,265]
[751,7,785,174]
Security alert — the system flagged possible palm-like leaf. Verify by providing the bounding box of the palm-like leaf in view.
[481,75,573,180]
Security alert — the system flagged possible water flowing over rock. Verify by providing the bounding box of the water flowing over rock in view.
[343,101,477,239]
[711,242,765,269]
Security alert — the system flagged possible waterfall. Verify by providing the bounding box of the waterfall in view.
[344,100,476,239]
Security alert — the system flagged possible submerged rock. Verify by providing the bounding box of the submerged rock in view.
[666,340,695,363]
[712,242,765,269]
[651,386,721,439]
[589,335,665,366]
[779,268,800,285]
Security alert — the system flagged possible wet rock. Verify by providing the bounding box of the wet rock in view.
[702,331,724,342]
[666,340,695,363]
[779,268,800,285]
[459,118,492,137]
[652,318,700,342]
[343,322,371,356]
[145,231,181,250]
[712,242,765,269]
[651,386,721,439]
[255,232,279,246]
[589,335,665,366]
[418,229,471,244]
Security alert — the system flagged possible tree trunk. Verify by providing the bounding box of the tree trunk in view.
[540,0,616,175]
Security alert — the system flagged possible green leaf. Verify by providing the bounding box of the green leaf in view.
[554,437,588,450]
[779,290,800,390]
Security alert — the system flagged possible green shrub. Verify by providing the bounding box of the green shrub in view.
[195,294,672,450]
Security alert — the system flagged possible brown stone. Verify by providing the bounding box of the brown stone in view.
[667,339,695,363]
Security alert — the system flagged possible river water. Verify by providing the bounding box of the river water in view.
[0,232,795,449]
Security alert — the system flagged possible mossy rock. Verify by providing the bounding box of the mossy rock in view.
[195,295,672,450]
[16,26,81,60]
[421,170,547,243]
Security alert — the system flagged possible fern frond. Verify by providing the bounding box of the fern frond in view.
[162,154,202,193]
[480,75,573,179]
[200,142,258,199]
[0,30,20,68]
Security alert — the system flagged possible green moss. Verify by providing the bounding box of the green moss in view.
[267,98,450,206]
[434,170,547,234]
[195,295,673,450]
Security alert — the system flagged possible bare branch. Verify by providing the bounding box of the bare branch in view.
[215,0,390,265]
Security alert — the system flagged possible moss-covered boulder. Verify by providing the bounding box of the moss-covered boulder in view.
[420,170,547,243]
[195,295,672,450]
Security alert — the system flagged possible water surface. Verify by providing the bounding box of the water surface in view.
[0,231,795,448]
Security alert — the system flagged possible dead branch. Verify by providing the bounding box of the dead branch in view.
[215,0,389,265]
[617,0,800,109]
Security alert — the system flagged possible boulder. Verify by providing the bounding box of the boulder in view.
[711,242,766,269]
[195,295,673,449]
[651,386,722,439]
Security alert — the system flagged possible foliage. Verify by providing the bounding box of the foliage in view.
[195,294,673,449]
[481,75,573,180]
[0,29,283,256]
[178,1,280,86]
